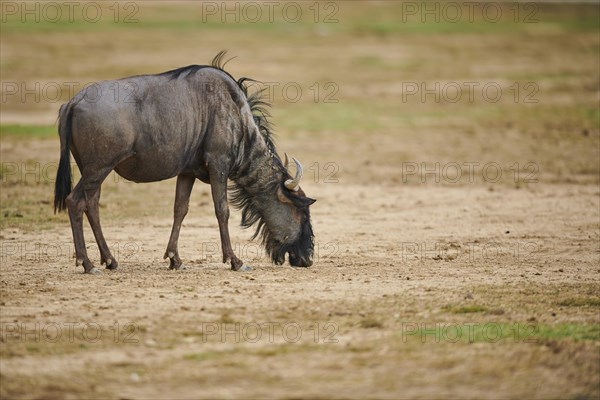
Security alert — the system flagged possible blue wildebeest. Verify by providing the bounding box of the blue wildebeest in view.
[54,51,315,274]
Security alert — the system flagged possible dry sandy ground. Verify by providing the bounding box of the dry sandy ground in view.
[1,2,599,399]
[0,138,599,400]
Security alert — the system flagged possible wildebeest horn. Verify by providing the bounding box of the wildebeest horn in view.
[284,153,290,171]
[284,156,303,191]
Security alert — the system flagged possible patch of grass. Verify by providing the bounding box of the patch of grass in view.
[536,324,600,341]
[0,203,66,231]
[346,344,375,353]
[341,3,600,37]
[183,351,224,362]
[584,108,600,129]
[0,374,114,400]
[184,343,318,362]
[275,102,380,135]
[398,322,600,344]
[442,305,487,314]
[252,343,325,357]
[359,318,383,329]
[1,3,331,35]
[4,2,597,37]
[351,55,387,68]
[182,330,204,338]
[253,346,297,357]
[0,325,134,359]
[219,312,235,324]
[557,298,600,307]
[0,124,57,138]
[348,20,526,36]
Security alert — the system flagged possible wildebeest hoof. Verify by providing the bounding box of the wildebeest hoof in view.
[168,257,184,270]
[103,257,118,270]
[81,259,98,274]
[85,267,102,275]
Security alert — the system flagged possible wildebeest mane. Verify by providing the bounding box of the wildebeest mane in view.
[160,65,205,80]
[210,50,277,156]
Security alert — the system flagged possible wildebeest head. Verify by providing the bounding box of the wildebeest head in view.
[266,155,316,267]
[232,154,316,268]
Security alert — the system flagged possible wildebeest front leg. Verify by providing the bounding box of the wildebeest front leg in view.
[164,174,195,269]
[208,169,247,271]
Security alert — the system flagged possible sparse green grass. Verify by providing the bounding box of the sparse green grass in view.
[0,124,56,138]
[399,322,600,344]
[537,324,600,341]
[0,323,144,359]
[275,102,380,134]
[0,374,114,400]
[443,305,487,314]
[0,206,65,231]
[2,3,598,36]
[184,343,322,362]
[557,298,600,307]
[184,351,227,362]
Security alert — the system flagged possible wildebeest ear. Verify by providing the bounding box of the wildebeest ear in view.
[277,186,316,207]
[293,196,316,207]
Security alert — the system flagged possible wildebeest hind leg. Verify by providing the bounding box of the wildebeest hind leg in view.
[85,187,118,270]
[66,167,112,274]
[164,174,195,269]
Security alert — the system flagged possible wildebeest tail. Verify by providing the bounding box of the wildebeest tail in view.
[54,102,75,213]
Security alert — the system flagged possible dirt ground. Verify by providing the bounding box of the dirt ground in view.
[1,2,599,399]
